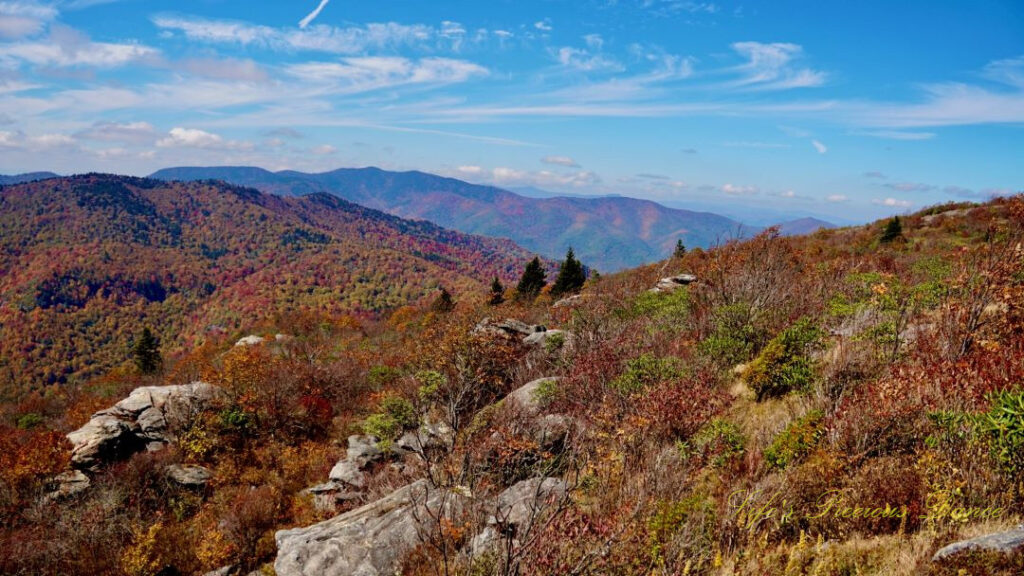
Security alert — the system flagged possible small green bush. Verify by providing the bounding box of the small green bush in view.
[610,353,686,395]
[744,318,822,401]
[697,303,760,366]
[362,395,417,449]
[15,412,43,430]
[367,365,401,391]
[531,378,560,405]
[764,410,824,469]
[628,287,690,323]
[681,418,746,467]
[415,370,445,402]
[979,389,1024,481]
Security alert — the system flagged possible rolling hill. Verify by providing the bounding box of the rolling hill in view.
[0,172,60,185]
[150,166,750,272]
[0,174,537,393]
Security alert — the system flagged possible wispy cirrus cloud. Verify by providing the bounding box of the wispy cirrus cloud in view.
[541,155,579,167]
[0,1,57,39]
[285,57,487,92]
[728,42,827,90]
[152,15,439,54]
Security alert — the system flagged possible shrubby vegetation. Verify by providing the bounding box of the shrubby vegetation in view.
[1,193,1023,574]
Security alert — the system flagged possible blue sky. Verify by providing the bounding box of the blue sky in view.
[0,0,1021,222]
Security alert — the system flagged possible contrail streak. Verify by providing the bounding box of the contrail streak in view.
[299,0,330,29]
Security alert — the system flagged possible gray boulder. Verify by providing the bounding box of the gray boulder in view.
[473,318,536,338]
[66,382,223,470]
[166,464,213,488]
[234,335,266,347]
[933,524,1024,561]
[345,435,383,468]
[328,459,366,489]
[395,419,454,456]
[523,329,568,349]
[507,377,560,417]
[43,470,91,503]
[275,480,469,576]
[650,274,697,293]
[471,477,569,555]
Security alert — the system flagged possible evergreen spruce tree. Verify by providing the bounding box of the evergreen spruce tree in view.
[880,216,903,243]
[515,257,547,301]
[489,276,505,305]
[674,239,687,258]
[550,247,586,298]
[431,287,455,313]
[133,327,162,374]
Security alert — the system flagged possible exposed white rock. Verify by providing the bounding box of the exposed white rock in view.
[275,480,468,576]
[649,274,697,293]
[166,464,213,488]
[933,524,1024,562]
[42,470,91,503]
[523,329,568,348]
[471,477,569,556]
[66,382,223,470]
[234,335,266,347]
[507,377,560,417]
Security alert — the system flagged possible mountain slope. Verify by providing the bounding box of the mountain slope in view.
[150,166,749,271]
[775,216,835,236]
[0,174,536,392]
[0,172,59,185]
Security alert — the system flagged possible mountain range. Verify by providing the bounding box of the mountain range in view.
[150,166,754,272]
[0,174,536,393]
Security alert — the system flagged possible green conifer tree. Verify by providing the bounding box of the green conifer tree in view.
[550,247,587,298]
[431,287,455,313]
[674,239,687,258]
[515,257,547,301]
[489,276,505,305]
[133,327,162,374]
[880,216,904,243]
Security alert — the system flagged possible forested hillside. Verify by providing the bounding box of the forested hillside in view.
[0,174,537,395]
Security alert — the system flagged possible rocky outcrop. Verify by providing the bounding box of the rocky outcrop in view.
[473,318,572,349]
[507,377,560,417]
[552,294,584,309]
[471,477,569,555]
[523,329,568,349]
[43,470,91,503]
[166,464,213,488]
[305,435,386,511]
[504,378,574,450]
[394,419,454,456]
[649,273,697,293]
[932,524,1024,562]
[276,480,468,576]
[66,382,223,470]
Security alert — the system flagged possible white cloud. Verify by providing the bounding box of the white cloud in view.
[541,155,579,167]
[555,46,623,72]
[456,165,600,189]
[873,197,912,208]
[856,130,935,140]
[76,121,156,143]
[153,15,437,54]
[299,0,330,29]
[156,127,253,151]
[0,129,76,150]
[778,189,796,198]
[0,1,56,39]
[0,24,157,68]
[721,183,758,195]
[534,19,552,32]
[286,57,487,92]
[177,57,268,82]
[311,144,336,155]
[812,139,827,154]
[885,181,935,192]
[730,42,826,90]
[826,194,848,202]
